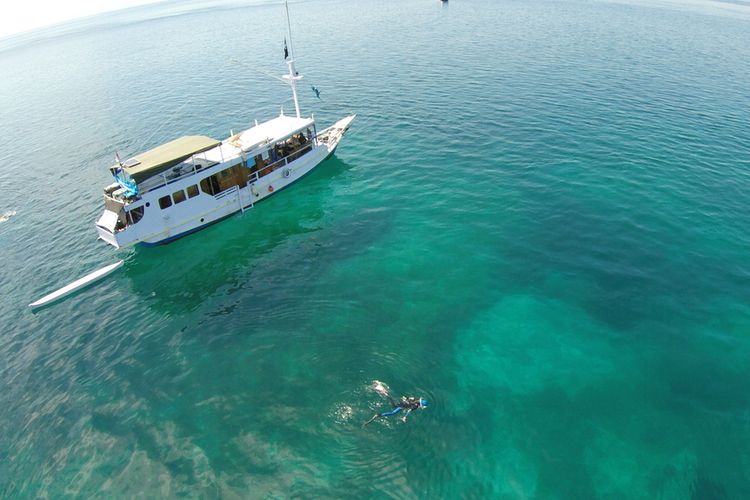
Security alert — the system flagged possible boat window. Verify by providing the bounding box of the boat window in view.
[173,189,186,204]
[127,206,144,225]
[187,185,199,198]
[200,176,220,195]
[159,195,172,209]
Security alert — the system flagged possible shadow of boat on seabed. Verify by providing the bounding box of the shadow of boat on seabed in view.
[119,157,390,313]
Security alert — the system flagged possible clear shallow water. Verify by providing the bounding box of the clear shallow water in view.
[1,0,750,497]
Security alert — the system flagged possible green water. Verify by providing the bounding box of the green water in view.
[1,0,750,497]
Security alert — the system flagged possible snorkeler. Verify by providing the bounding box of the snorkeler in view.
[363,395,429,427]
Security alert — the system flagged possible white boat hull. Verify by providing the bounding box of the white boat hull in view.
[96,115,355,248]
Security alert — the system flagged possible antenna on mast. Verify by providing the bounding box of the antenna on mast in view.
[282,0,302,118]
[285,1,295,60]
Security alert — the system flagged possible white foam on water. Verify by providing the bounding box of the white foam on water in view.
[330,403,354,425]
[0,210,17,223]
[370,380,390,397]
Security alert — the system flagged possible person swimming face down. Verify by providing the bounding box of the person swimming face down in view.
[363,395,429,427]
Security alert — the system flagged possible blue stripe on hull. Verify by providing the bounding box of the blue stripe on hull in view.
[140,153,333,247]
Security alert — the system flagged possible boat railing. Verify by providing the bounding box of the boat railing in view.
[133,140,311,195]
[103,191,125,203]
[255,157,287,178]
[248,143,313,180]
[214,184,240,201]
[139,156,219,194]
[287,144,313,163]
[213,185,247,213]
[151,142,313,202]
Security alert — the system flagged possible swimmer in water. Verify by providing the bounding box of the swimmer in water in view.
[363,395,429,427]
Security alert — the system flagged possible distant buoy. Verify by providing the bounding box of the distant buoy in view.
[268,185,274,193]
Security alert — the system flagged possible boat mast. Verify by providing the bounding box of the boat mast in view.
[282,1,302,118]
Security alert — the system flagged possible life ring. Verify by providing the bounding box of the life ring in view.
[282,168,291,178]
[268,185,274,193]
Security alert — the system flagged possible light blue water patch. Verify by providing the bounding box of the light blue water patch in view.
[454,294,619,398]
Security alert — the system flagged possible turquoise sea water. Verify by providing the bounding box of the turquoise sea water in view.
[2,0,750,496]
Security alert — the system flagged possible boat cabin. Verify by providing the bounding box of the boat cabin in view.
[102,115,318,234]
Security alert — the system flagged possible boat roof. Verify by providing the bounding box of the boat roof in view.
[236,115,314,151]
[120,135,220,183]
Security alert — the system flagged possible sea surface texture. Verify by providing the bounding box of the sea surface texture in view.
[1,0,749,497]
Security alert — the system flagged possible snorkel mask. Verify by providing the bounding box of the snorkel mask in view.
[419,398,429,408]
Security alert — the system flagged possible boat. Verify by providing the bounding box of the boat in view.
[29,260,124,308]
[95,6,355,248]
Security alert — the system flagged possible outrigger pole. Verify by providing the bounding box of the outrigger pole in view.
[282,1,302,118]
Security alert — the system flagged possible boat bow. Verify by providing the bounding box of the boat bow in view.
[318,114,356,149]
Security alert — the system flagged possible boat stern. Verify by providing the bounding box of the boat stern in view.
[95,210,140,249]
[95,210,121,248]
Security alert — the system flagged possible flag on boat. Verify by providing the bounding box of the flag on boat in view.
[110,166,139,198]
[283,38,289,60]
